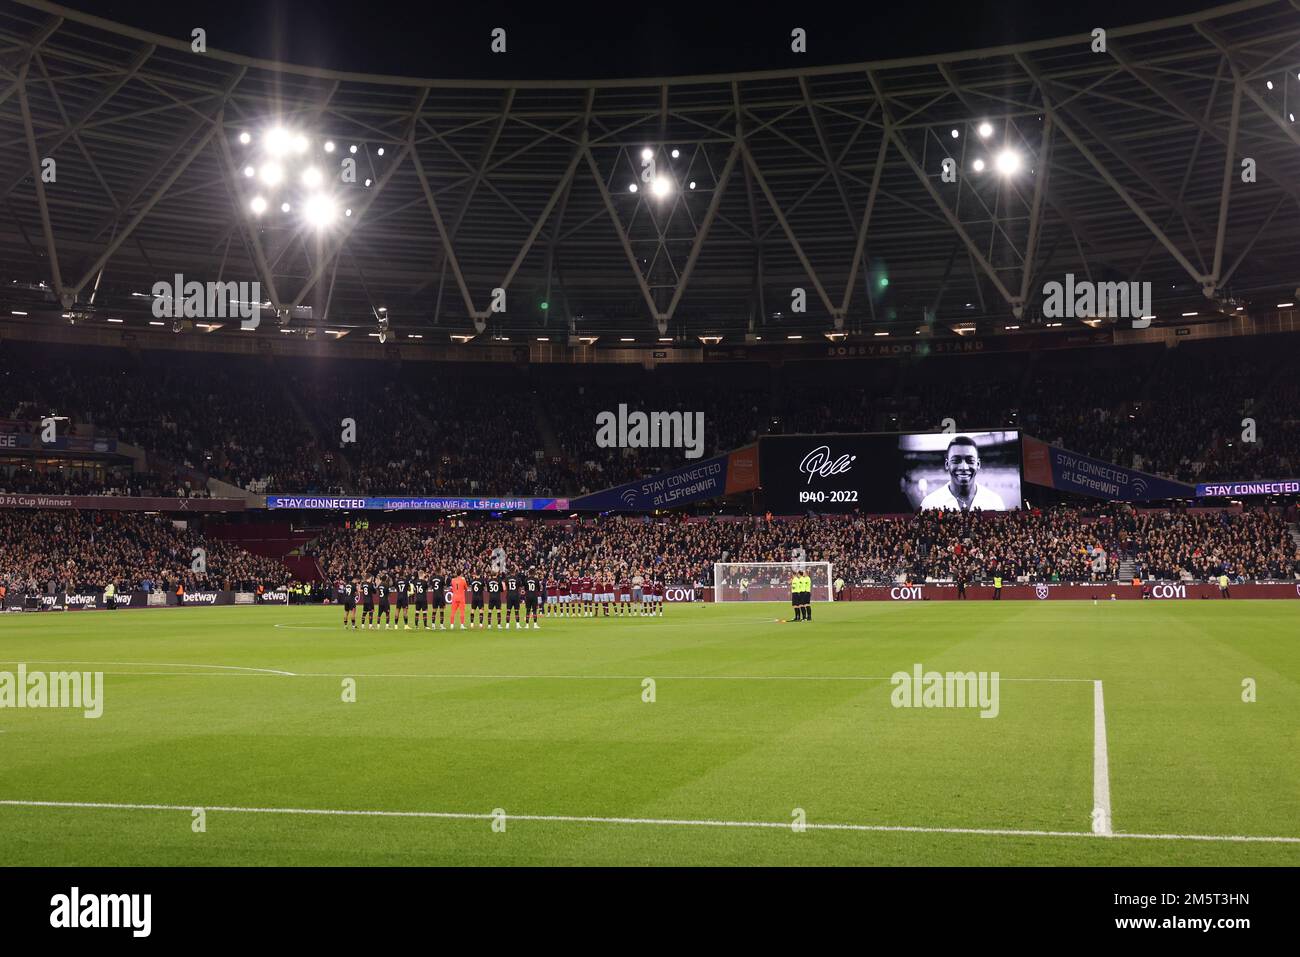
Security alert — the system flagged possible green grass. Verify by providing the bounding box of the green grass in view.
[2,600,1298,866]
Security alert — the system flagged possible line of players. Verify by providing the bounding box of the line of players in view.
[337,569,668,630]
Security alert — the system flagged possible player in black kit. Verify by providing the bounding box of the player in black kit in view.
[428,571,446,629]
[340,578,357,629]
[395,571,411,630]
[361,578,375,628]
[412,574,428,629]
[504,571,523,629]
[470,572,486,628]
[377,576,392,629]
[522,570,541,630]
[486,574,504,628]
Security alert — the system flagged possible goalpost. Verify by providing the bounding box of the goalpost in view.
[713,562,834,603]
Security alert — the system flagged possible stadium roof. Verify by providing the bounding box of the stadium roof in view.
[1,0,1299,346]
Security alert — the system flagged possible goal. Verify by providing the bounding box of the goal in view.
[713,562,834,603]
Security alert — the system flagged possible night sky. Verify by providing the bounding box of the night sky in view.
[57,0,1224,80]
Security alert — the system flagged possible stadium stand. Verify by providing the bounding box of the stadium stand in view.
[0,510,287,595]
[2,334,1298,498]
[308,507,1298,590]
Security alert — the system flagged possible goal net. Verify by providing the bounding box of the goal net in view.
[713,562,834,603]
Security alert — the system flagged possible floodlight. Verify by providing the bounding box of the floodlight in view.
[304,194,337,227]
[994,149,1021,174]
[264,128,291,154]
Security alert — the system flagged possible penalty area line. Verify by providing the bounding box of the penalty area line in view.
[2,800,1297,844]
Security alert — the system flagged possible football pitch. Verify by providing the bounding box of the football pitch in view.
[2,600,1297,866]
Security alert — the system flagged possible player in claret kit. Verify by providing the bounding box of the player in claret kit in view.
[470,571,486,628]
[557,575,571,617]
[600,571,616,617]
[544,576,558,618]
[650,577,665,616]
[616,577,632,616]
[580,571,595,618]
[566,572,582,616]
[564,571,577,618]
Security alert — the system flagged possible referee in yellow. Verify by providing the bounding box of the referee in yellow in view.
[790,571,812,622]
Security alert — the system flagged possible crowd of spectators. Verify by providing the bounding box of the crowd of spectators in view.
[0,511,288,595]
[309,507,1299,588]
[1129,510,1297,581]
[285,367,557,496]
[0,465,179,498]
[1,333,1298,497]
[3,505,1293,602]
[534,377,768,492]
[0,346,322,493]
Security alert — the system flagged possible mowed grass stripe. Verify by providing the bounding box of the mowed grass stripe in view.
[2,601,1298,865]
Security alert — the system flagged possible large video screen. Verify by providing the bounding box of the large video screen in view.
[758,430,1022,514]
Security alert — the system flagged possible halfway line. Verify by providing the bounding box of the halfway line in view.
[1093,679,1113,836]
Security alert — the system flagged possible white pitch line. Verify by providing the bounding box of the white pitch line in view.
[2,799,1297,844]
[96,672,289,678]
[0,660,296,676]
[0,668,1095,683]
[1093,679,1113,836]
[285,673,1096,682]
